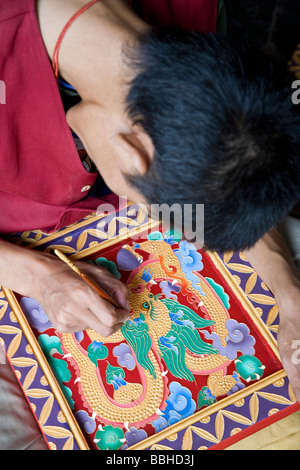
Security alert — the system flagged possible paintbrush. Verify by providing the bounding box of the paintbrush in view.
[54,249,120,309]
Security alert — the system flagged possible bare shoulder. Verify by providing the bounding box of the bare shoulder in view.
[35,0,89,58]
[35,0,142,86]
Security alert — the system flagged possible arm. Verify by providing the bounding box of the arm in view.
[245,228,300,400]
[245,227,300,300]
[0,239,129,337]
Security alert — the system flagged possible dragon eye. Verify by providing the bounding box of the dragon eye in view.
[141,301,150,311]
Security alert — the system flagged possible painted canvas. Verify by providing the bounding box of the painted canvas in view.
[15,227,283,450]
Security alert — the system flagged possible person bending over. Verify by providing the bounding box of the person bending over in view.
[0,0,300,401]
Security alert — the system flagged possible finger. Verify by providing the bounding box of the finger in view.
[78,306,126,338]
[90,300,130,329]
[96,279,129,311]
[82,264,129,311]
[279,342,300,402]
[86,283,130,324]
[47,269,130,335]
[55,306,125,337]
[71,286,130,332]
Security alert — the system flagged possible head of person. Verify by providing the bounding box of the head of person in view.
[102,27,300,252]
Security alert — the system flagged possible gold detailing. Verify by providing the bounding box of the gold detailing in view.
[61,331,165,424]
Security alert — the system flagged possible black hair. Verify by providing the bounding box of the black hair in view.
[125,27,300,252]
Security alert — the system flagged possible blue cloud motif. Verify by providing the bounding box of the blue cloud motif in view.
[175,241,205,295]
[153,382,196,432]
[152,416,168,433]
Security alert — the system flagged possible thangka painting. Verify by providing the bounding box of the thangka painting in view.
[10,226,284,450]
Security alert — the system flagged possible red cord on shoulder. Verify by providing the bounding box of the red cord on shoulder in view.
[52,0,100,79]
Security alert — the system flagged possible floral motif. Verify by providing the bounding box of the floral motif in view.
[235,355,266,382]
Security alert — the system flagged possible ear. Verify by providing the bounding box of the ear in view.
[110,126,155,176]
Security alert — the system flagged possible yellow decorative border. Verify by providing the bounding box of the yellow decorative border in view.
[26,213,105,250]
[72,219,160,260]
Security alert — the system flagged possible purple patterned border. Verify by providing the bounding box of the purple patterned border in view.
[144,373,294,450]
[0,295,80,450]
